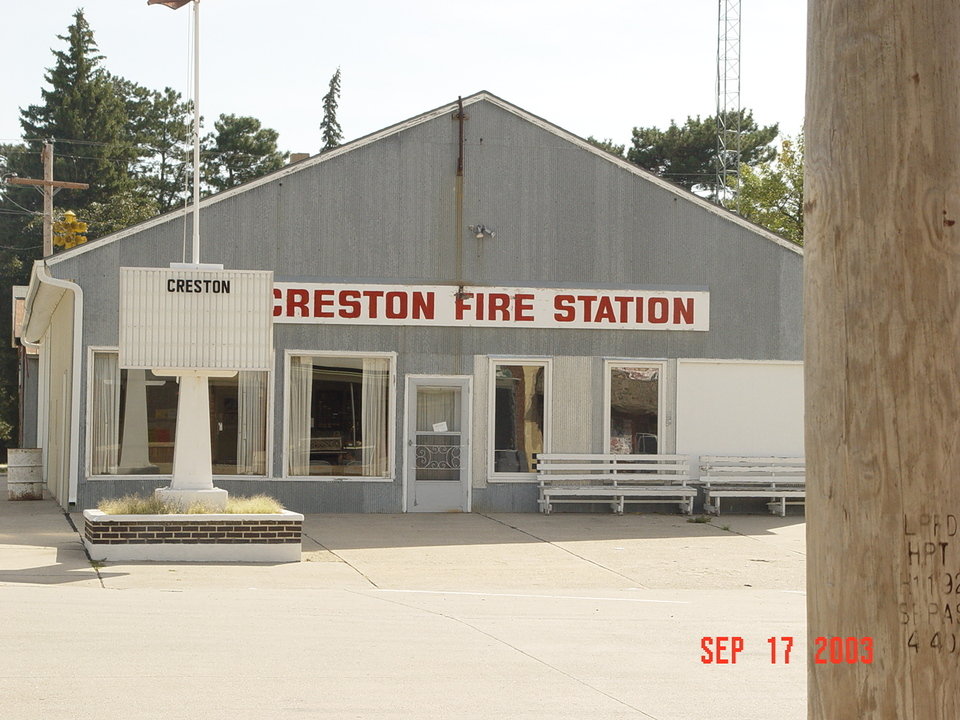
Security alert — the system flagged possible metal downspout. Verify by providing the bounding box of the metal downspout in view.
[28,262,84,505]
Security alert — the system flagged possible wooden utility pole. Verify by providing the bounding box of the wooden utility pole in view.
[806,2,960,718]
[6,141,88,256]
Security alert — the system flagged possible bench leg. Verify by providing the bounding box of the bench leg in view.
[765,498,788,517]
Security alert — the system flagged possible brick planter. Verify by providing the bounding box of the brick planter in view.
[83,510,303,562]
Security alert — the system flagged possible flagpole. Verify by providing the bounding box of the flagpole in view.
[191,0,201,265]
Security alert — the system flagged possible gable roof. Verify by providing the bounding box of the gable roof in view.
[46,91,801,267]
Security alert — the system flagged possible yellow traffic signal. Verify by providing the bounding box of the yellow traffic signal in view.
[53,210,88,249]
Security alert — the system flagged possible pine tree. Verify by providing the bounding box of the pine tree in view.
[119,80,192,212]
[202,114,287,192]
[320,68,343,151]
[627,110,778,200]
[19,10,134,210]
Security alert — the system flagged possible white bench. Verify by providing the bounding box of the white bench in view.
[698,456,805,517]
[534,453,696,515]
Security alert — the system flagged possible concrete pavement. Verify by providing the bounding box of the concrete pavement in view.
[0,476,806,720]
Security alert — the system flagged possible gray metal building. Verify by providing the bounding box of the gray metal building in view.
[19,92,803,512]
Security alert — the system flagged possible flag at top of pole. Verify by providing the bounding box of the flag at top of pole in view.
[147,0,192,9]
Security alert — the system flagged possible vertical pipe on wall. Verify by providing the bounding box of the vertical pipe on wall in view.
[454,97,466,374]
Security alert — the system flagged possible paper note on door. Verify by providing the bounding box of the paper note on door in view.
[432,422,448,432]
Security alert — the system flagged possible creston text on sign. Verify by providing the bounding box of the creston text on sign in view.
[166,278,232,294]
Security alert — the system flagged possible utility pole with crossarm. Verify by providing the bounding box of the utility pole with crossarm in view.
[5,141,89,256]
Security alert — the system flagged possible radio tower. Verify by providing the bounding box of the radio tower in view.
[716,0,742,208]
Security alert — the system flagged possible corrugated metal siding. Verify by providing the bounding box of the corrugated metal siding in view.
[49,96,803,510]
[552,356,594,453]
[22,356,39,447]
[472,483,539,513]
[471,355,489,487]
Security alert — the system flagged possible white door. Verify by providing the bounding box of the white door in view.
[405,376,470,512]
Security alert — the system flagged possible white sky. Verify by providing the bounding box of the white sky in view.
[0,1,807,155]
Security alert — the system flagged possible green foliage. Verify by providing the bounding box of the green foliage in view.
[586,136,625,158]
[0,11,291,456]
[0,144,39,453]
[202,114,288,192]
[19,10,134,210]
[627,110,778,199]
[734,134,804,245]
[118,80,192,213]
[82,189,158,238]
[320,68,343,151]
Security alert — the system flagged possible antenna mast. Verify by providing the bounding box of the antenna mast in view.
[716,0,742,207]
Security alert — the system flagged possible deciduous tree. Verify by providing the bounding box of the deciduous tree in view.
[735,134,803,245]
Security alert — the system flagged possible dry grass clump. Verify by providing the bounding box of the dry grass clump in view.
[98,493,284,515]
[98,494,169,515]
[221,494,284,514]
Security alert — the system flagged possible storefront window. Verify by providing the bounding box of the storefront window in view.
[89,352,268,475]
[287,354,392,477]
[491,362,547,473]
[607,364,660,454]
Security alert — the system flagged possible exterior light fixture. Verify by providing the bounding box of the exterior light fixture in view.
[468,224,496,239]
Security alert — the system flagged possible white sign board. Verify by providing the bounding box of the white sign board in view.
[119,267,273,371]
[273,282,709,331]
[675,360,804,457]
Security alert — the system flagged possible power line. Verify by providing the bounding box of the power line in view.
[0,243,43,250]
[0,209,39,217]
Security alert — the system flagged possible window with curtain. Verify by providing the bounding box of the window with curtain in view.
[89,351,268,476]
[491,362,547,474]
[286,354,392,477]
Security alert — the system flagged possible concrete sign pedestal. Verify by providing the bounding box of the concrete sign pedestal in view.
[154,370,233,512]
